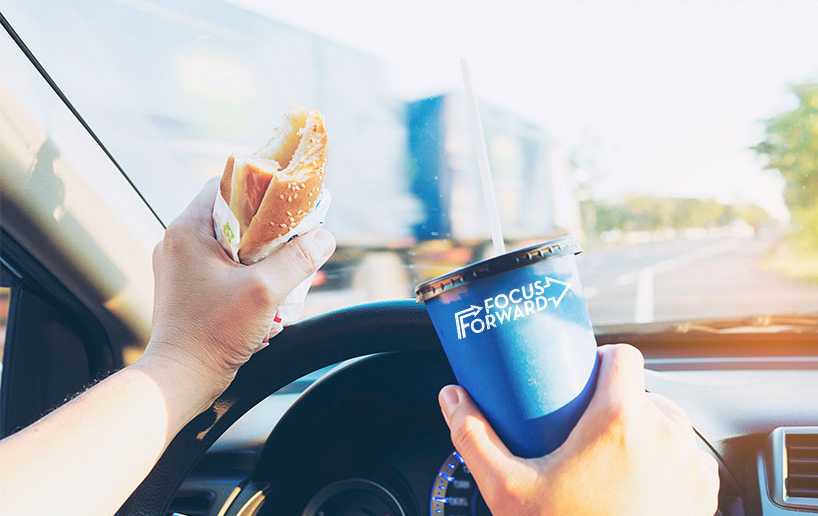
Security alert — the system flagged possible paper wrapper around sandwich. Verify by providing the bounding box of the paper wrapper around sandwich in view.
[212,171,331,340]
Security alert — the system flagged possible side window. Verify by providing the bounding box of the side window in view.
[0,287,8,374]
[0,243,115,437]
[0,271,14,390]
[0,285,11,388]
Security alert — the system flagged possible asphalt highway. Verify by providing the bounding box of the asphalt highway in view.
[578,236,818,325]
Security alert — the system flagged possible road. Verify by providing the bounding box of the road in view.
[304,236,818,325]
[578,236,818,324]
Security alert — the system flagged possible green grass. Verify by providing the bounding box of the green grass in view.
[764,241,818,283]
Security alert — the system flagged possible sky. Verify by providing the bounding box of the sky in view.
[233,0,818,220]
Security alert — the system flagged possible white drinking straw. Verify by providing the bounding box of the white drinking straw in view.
[460,57,506,256]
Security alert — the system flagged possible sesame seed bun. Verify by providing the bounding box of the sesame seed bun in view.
[218,110,328,264]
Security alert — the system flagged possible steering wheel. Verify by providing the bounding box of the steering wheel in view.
[116,300,437,516]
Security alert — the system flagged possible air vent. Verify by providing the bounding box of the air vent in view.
[768,427,818,510]
[786,433,818,499]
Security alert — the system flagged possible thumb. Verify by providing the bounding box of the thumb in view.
[438,386,531,503]
[247,228,336,299]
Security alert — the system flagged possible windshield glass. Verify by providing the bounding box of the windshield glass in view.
[5,1,818,325]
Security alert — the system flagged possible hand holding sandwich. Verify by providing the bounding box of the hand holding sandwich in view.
[144,179,336,418]
[0,178,335,516]
[0,110,334,516]
[147,110,333,416]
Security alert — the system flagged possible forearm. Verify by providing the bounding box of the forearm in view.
[0,352,214,516]
[0,181,332,515]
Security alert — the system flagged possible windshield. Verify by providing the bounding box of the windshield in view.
[4,1,818,325]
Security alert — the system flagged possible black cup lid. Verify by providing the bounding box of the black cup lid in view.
[415,236,581,302]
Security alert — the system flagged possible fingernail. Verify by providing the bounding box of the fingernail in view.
[302,229,335,263]
[439,385,462,422]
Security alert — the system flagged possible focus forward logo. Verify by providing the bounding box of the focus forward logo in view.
[454,276,571,340]
[454,304,483,340]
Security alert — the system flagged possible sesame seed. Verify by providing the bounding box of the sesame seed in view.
[279,194,285,200]
[287,196,292,202]
[279,223,287,228]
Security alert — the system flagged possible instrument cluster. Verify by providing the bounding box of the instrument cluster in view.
[299,450,489,516]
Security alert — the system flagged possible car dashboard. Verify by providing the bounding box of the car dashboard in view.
[172,343,818,516]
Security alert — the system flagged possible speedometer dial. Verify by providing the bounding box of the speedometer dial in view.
[303,478,406,516]
[430,451,490,515]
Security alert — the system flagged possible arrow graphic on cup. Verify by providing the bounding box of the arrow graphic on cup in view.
[454,305,483,340]
[542,276,572,308]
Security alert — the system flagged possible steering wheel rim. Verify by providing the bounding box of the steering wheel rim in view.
[116,299,436,516]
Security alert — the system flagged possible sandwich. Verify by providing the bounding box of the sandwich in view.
[217,110,328,264]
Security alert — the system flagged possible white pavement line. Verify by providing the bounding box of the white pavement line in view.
[616,238,742,323]
[614,239,742,287]
[634,267,655,323]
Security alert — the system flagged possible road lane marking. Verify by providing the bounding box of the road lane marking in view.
[606,238,742,323]
[634,267,655,323]
[614,239,741,286]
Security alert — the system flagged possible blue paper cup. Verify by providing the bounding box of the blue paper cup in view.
[416,237,599,458]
